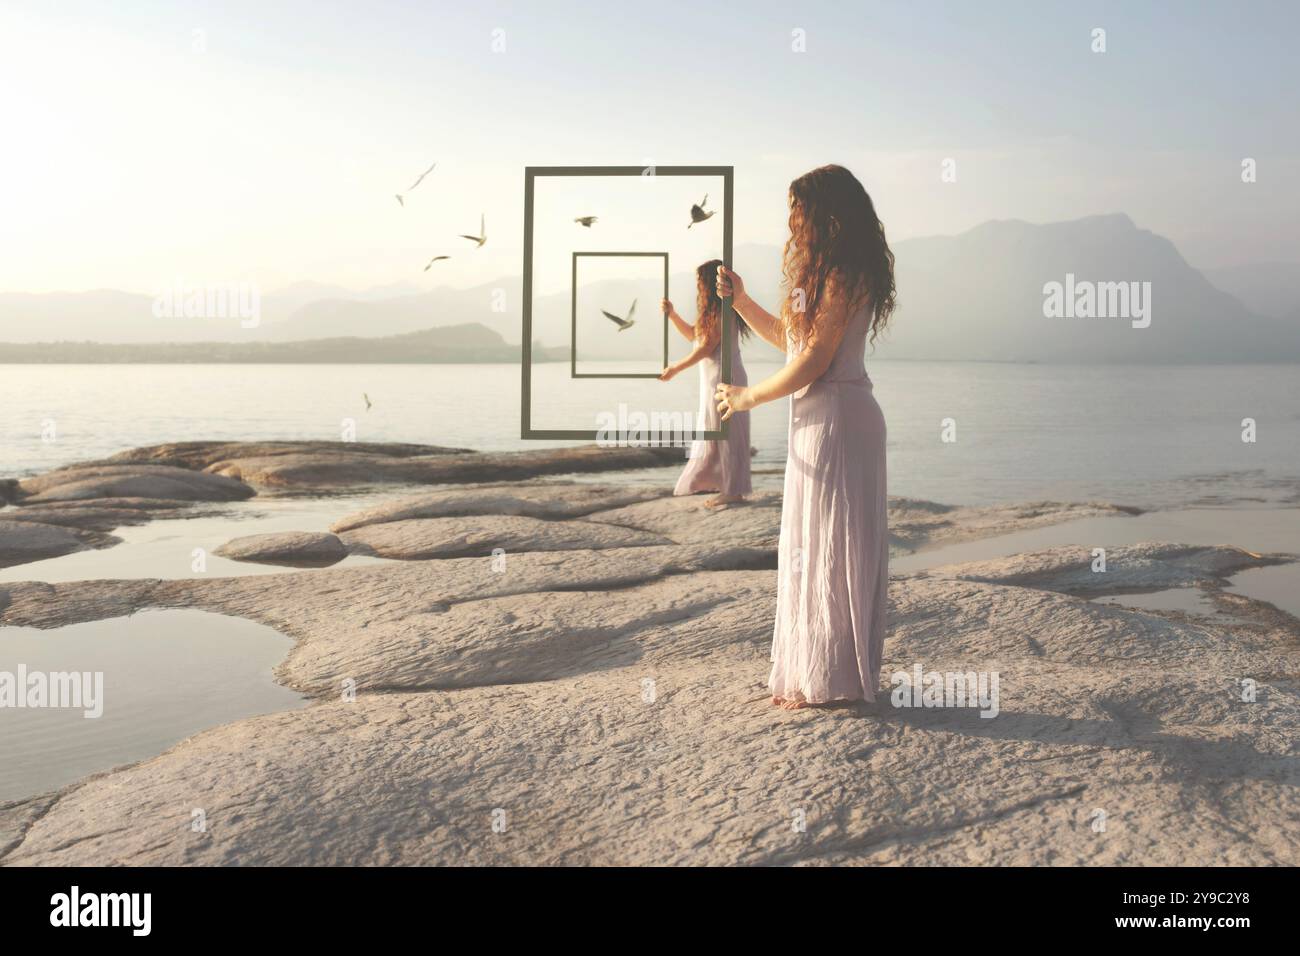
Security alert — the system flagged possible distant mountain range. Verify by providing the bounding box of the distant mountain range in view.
[1201,262,1300,322]
[2,215,1296,362]
[0,323,566,364]
[880,214,1299,362]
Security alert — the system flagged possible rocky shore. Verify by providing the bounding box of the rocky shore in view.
[1,442,1297,865]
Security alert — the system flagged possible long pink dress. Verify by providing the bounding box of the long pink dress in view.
[769,301,888,704]
[674,316,752,497]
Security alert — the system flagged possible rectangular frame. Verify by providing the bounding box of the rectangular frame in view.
[571,250,669,379]
[522,165,734,441]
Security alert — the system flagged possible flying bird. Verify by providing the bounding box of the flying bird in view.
[459,213,487,248]
[423,255,450,271]
[601,298,637,331]
[395,161,437,206]
[363,393,373,411]
[688,194,714,228]
[574,216,598,227]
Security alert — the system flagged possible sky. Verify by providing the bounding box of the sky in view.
[1,0,1297,295]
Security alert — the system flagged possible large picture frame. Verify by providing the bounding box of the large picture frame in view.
[521,165,735,441]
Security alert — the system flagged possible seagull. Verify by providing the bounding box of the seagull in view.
[688,193,714,228]
[459,213,487,248]
[601,298,637,331]
[395,161,437,206]
[423,255,450,271]
[363,393,373,411]
[574,216,598,227]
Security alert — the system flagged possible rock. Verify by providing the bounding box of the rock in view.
[935,542,1291,595]
[107,440,471,471]
[2,551,1297,864]
[584,493,784,552]
[0,479,17,505]
[331,482,667,532]
[17,497,199,512]
[19,464,254,504]
[215,531,349,567]
[103,441,682,493]
[3,450,1293,866]
[339,515,670,561]
[0,519,118,569]
[888,498,1141,551]
[0,505,157,532]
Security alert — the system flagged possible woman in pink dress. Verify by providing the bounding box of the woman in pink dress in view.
[659,258,752,508]
[714,165,896,709]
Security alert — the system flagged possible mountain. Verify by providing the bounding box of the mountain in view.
[0,323,565,363]
[877,214,1300,362]
[4,216,1295,362]
[0,281,446,344]
[652,226,1300,363]
[1201,262,1300,320]
[267,280,517,341]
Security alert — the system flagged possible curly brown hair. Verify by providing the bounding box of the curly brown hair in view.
[694,258,749,345]
[779,164,896,347]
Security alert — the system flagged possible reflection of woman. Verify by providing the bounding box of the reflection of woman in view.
[659,258,752,508]
[713,165,895,709]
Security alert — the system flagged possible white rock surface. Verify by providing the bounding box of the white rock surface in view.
[19,463,254,503]
[0,519,117,569]
[215,531,349,566]
[339,514,671,560]
[935,542,1288,595]
[2,474,1295,866]
[330,483,666,532]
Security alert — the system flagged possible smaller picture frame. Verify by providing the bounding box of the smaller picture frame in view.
[570,251,669,379]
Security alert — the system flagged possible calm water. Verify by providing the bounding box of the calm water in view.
[2,362,1299,507]
[0,609,306,803]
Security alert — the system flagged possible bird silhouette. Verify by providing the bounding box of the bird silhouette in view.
[395,161,437,206]
[459,214,487,247]
[688,193,714,228]
[574,216,598,227]
[423,255,450,271]
[363,393,373,411]
[601,298,637,331]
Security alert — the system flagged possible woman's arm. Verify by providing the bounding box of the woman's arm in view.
[659,332,719,381]
[661,299,695,343]
[717,265,785,353]
[714,291,851,420]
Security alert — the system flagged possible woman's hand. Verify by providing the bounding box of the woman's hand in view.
[658,365,679,382]
[660,298,674,317]
[715,382,755,421]
[716,265,746,303]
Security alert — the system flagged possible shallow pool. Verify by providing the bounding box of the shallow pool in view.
[0,608,307,803]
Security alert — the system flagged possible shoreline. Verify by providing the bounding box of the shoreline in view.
[1,442,1298,865]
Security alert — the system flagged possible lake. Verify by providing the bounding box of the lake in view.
[2,361,1299,508]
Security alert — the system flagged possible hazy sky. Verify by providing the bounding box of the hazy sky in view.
[2,0,1296,295]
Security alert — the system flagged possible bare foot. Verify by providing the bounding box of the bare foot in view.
[773,693,809,710]
[705,494,745,509]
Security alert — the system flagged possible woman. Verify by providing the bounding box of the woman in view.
[714,165,895,709]
[660,258,752,508]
